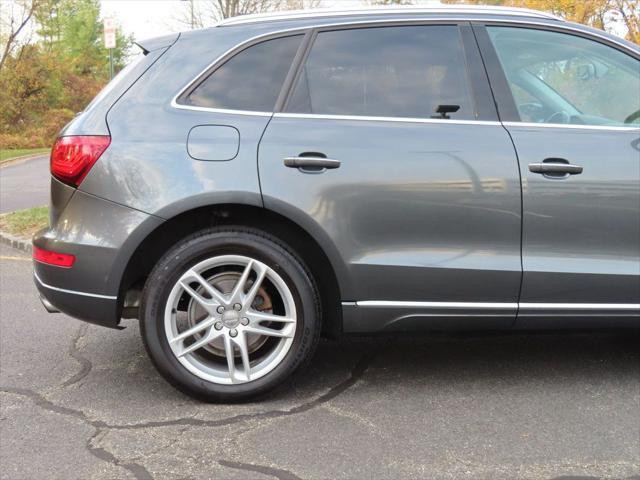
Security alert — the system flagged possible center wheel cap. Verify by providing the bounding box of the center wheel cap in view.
[221,309,241,328]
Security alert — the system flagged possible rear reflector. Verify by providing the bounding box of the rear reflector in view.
[50,135,111,187]
[33,246,76,268]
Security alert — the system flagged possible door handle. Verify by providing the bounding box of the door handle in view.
[284,156,341,171]
[529,159,583,177]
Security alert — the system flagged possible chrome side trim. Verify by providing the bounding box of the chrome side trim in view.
[503,121,640,132]
[34,272,117,300]
[218,6,562,26]
[520,303,640,310]
[346,301,640,311]
[274,112,501,126]
[172,18,637,116]
[354,301,517,309]
[171,104,272,116]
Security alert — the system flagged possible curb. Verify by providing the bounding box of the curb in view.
[0,152,49,169]
[0,230,32,253]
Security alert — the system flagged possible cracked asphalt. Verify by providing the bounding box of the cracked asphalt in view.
[1,243,639,480]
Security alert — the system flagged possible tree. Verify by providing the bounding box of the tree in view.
[35,0,130,73]
[610,0,639,43]
[178,0,322,29]
[0,0,40,71]
[0,0,132,148]
[441,0,639,43]
[365,0,415,5]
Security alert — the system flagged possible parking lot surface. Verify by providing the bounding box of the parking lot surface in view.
[1,244,639,480]
[0,156,49,213]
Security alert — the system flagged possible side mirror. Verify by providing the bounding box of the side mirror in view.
[577,58,609,80]
[432,104,460,119]
[577,63,596,80]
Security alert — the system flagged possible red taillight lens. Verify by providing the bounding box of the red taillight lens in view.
[33,246,76,268]
[50,135,110,187]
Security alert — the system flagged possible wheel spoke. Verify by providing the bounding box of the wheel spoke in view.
[179,280,218,315]
[166,254,298,386]
[246,310,295,324]
[181,269,228,307]
[231,332,251,381]
[170,317,216,345]
[229,260,254,303]
[244,324,295,338]
[242,264,267,308]
[177,328,222,357]
[223,335,237,382]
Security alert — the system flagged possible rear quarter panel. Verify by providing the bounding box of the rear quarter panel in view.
[78,25,280,217]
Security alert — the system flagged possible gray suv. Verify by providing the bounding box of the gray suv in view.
[33,6,640,402]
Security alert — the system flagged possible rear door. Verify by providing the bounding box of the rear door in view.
[258,23,523,332]
[478,24,640,326]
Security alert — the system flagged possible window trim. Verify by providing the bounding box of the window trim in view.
[275,29,318,112]
[174,31,308,114]
[503,121,640,132]
[274,112,501,126]
[280,21,485,121]
[170,17,639,127]
[171,19,496,118]
[475,22,640,130]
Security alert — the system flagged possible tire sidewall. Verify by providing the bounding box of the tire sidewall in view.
[140,228,319,402]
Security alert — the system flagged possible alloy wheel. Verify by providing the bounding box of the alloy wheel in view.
[164,255,297,385]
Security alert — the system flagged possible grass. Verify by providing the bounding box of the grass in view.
[0,148,50,165]
[0,206,49,239]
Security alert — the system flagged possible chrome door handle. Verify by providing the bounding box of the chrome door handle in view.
[529,163,583,174]
[529,159,583,178]
[284,156,341,170]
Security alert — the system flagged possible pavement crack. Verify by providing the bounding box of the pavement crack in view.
[1,345,378,434]
[1,387,152,480]
[104,348,378,431]
[1,346,379,479]
[87,429,154,480]
[62,324,92,387]
[1,386,91,423]
[219,459,303,480]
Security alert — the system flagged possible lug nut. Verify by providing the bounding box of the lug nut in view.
[229,329,238,337]
[241,317,249,326]
[214,321,223,330]
[233,303,242,311]
[216,306,225,314]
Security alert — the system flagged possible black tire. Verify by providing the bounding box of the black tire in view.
[140,226,321,402]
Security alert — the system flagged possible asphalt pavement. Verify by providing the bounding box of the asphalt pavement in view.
[0,155,50,213]
[1,243,639,480]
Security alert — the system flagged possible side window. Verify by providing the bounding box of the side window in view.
[487,27,640,126]
[182,35,303,111]
[286,26,476,120]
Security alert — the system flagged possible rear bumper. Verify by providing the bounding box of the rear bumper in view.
[39,291,59,313]
[34,271,122,328]
[32,187,163,328]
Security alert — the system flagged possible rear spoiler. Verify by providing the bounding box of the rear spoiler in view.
[134,33,180,55]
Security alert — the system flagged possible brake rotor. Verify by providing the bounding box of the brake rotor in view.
[185,271,273,358]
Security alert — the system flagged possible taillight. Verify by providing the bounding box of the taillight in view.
[33,246,76,268]
[50,135,110,187]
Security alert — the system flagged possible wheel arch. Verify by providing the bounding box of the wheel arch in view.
[117,203,347,337]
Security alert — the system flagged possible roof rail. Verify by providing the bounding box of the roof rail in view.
[218,5,563,27]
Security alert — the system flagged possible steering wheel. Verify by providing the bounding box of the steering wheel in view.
[545,111,571,124]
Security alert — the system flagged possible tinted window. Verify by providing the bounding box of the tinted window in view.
[286,26,475,120]
[184,35,302,111]
[488,27,640,126]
